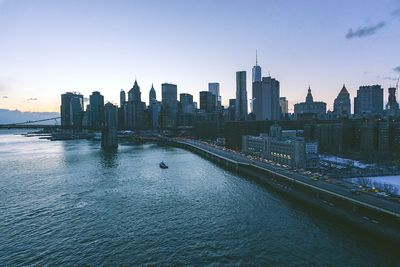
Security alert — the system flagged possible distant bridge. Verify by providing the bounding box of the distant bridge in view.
[0,117,62,129]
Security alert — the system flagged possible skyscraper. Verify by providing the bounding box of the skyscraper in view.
[120,89,126,107]
[60,92,84,128]
[354,85,383,116]
[252,76,280,120]
[180,93,194,113]
[149,84,156,105]
[386,87,399,112]
[89,91,104,129]
[252,51,262,83]
[333,84,351,117]
[235,71,247,120]
[161,83,178,128]
[149,84,159,128]
[101,102,118,149]
[208,82,220,105]
[199,91,215,113]
[125,80,145,129]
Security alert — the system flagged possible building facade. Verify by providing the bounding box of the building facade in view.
[161,83,178,128]
[235,71,248,120]
[294,86,326,119]
[60,92,84,128]
[354,85,383,116]
[242,124,319,169]
[333,85,351,118]
[252,76,280,121]
[89,91,104,129]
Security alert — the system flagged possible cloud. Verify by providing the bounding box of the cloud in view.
[2,96,8,98]
[26,98,38,101]
[394,66,400,73]
[392,8,400,18]
[345,21,386,39]
[376,75,398,81]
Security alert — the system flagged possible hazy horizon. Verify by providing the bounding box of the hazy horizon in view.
[1,0,400,113]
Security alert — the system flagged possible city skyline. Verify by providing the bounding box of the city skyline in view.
[1,0,400,112]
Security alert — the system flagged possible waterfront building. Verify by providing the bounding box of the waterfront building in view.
[125,80,145,129]
[180,93,194,114]
[354,85,383,116]
[242,124,319,169]
[333,85,351,118]
[89,91,104,129]
[294,86,326,120]
[101,102,118,148]
[252,51,262,83]
[161,83,178,128]
[253,76,280,120]
[60,92,84,128]
[199,91,215,113]
[235,71,248,120]
[280,97,289,119]
[386,87,399,117]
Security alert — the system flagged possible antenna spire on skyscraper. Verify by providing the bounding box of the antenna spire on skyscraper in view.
[256,50,258,66]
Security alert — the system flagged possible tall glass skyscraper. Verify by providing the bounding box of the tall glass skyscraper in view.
[252,51,262,83]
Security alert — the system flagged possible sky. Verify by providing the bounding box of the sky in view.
[0,0,399,112]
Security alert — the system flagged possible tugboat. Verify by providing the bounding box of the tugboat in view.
[159,161,168,169]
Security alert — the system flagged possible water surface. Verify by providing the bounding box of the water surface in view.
[0,130,399,266]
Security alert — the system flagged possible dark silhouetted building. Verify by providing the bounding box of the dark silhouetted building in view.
[61,92,84,128]
[125,80,145,129]
[386,87,399,117]
[294,86,326,119]
[161,83,178,128]
[235,71,247,120]
[354,85,383,116]
[89,91,104,129]
[102,102,118,148]
[333,84,351,118]
[253,76,280,120]
[199,91,215,113]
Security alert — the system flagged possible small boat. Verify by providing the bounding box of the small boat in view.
[159,161,168,169]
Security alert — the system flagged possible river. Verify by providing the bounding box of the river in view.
[0,130,399,266]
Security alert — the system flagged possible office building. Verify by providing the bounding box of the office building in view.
[120,89,126,107]
[354,85,383,116]
[208,83,220,105]
[101,102,118,148]
[333,85,351,118]
[294,86,326,119]
[280,97,289,118]
[89,91,104,129]
[242,124,319,169]
[199,91,215,113]
[149,84,156,106]
[253,76,280,120]
[125,80,145,129]
[161,83,178,128]
[235,71,248,120]
[60,92,84,128]
[180,93,194,113]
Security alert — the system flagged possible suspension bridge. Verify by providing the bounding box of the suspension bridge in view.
[0,117,62,129]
